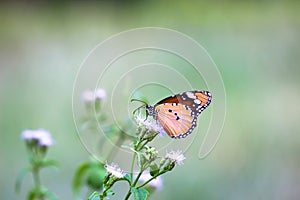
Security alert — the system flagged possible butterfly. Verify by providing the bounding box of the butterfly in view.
[132,90,212,139]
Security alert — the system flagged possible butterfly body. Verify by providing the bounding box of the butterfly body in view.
[145,90,212,139]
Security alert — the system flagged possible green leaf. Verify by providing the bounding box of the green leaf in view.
[121,145,136,152]
[124,173,131,182]
[41,159,60,169]
[131,188,149,200]
[86,166,106,190]
[15,166,32,193]
[88,191,101,200]
[150,163,159,176]
[27,189,36,200]
[137,153,147,169]
[106,189,115,196]
[72,162,91,193]
[44,190,60,200]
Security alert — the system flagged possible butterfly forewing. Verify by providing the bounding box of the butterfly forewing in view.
[156,90,211,115]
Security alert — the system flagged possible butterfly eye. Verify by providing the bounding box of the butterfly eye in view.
[168,109,172,112]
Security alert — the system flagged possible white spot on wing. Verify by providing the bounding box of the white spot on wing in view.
[194,99,201,104]
[185,92,196,99]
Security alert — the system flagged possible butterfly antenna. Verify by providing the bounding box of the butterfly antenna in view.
[130,98,148,105]
[132,104,145,116]
[131,98,149,120]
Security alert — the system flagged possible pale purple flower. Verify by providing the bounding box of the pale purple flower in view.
[139,172,163,190]
[94,88,106,102]
[21,130,36,140]
[165,150,186,165]
[105,162,125,178]
[82,90,95,103]
[21,129,54,147]
[135,114,145,126]
[135,115,166,137]
[82,88,106,103]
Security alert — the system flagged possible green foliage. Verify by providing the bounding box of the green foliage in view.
[15,166,32,193]
[124,173,132,182]
[72,162,91,193]
[72,160,106,194]
[88,191,101,200]
[149,163,159,177]
[131,188,149,200]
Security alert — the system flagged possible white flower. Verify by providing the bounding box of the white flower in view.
[21,129,54,147]
[135,114,145,126]
[82,88,106,103]
[21,130,35,140]
[139,172,163,190]
[94,88,106,102]
[82,90,95,103]
[165,150,186,165]
[105,162,125,178]
[145,121,165,135]
[135,115,166,137]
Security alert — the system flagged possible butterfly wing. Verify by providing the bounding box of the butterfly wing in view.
[156,90,212,116]
[155,103,197,138]
[152,90,212,138]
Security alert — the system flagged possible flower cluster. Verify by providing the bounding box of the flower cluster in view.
[82,88,106,103]
[21,129,54,147]
[17,129,58,200]
[165,150,186,165]
[104,162,125,179]
[135,115,166,139]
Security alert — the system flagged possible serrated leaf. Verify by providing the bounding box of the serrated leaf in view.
[72,162,91,193]
[15,166,31,193]
[131,188,149,200]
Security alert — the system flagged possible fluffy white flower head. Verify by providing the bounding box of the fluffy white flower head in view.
[165,150,186,165]
[105,162,125,178]
[135,115,166,137]
[135,114,145,126]
[21,129,54,147]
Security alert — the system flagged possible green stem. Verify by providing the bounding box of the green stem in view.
[33,167,41,186]
[136,171,167,189]
[124,170,144,200]
[124,190,131,200]
[32,166,44,200]
[130,153,137,183]
[132,171,143,187]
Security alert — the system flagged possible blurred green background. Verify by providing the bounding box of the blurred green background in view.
[1,0,300,199]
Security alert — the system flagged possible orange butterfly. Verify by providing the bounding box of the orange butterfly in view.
[133,90,212,139]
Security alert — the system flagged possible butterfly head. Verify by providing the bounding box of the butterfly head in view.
[145,104,156,118]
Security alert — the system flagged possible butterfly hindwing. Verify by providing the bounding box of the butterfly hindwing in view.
[155,103,197,138]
